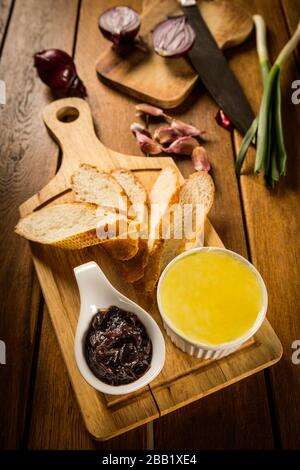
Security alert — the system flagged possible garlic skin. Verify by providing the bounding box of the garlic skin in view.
[154,126,181,145]
[164,136,199,155]
[131,125,162,155]
[130,122,151,137]
[191,146,211,172]
[171,119,202,138]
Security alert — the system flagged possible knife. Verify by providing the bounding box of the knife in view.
[179,0,254,135]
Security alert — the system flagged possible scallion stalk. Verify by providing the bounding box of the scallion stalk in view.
[236,16,300,187]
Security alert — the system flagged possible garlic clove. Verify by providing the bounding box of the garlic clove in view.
[191,146,211,172]
[133,131,163,155]
[135,103,168,119]
[164,136,199,155]
[153,126,181,145]
[171,119,203,138]
[130,122,151,137]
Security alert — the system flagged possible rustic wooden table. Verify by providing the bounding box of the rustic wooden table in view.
[0,0,299,450]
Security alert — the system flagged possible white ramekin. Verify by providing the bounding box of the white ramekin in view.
[157,247,268,359]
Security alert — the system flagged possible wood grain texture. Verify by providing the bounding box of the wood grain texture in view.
[0,0,79,449]
[27,0,279,449]
[231,0,300,449]
[281,0,300,63]
[147,44,276,450]
[96,0,253,108]
[27,0,151,448]
[0,0,13,47]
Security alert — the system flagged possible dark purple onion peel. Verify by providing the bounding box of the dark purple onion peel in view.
[34,49,86,97]
[215,109,233,131]
[152,16,196,58]
[98,6,141,48]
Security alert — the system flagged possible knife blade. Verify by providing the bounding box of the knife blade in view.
[180,0,254,135]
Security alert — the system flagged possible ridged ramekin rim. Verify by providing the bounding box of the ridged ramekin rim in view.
[157,247,268,352]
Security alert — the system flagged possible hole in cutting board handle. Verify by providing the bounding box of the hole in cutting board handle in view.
[56,106,80,123]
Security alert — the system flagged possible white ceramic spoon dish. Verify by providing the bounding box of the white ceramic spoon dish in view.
[74,261,165,395]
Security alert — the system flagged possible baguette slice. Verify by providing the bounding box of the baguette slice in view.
[72,164,127,214]
[136,166,180,293]
[179,171,215,250]
[139,170,215,294]
[111,169,149,282]
[15,202,140,259]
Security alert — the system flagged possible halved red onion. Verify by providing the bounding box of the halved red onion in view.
[152,16,196,58]
[98,6,141,48]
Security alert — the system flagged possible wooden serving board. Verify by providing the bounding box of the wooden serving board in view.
[19,97,282,441]
[96,0,253,108]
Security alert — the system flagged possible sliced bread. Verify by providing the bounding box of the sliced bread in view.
[179,171,215,250]
[111,169,149,282]
[138,170,215,294]
[137,166,181,293]
[71,164,127,214]
[15,202,140,259]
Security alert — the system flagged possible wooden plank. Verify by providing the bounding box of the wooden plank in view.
[281,0,300,63]
[0,0,79,449]
[231,0,300,449]
[27,0,151,448]
[0,0,13,47]
[147,52,276,450]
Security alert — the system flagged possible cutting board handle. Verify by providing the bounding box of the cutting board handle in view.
[43,98,108,166]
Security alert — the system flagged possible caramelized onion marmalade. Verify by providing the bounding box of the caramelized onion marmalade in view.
[85,306,152,386]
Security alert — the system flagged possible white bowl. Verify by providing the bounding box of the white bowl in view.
[157,247,268,359]
[74,261,165,395]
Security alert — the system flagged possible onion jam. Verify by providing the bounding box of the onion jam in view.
[85,306,152,386]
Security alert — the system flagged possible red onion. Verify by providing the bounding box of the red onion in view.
[152,16,196,58]
[191,146,211,172]
[34,49,86,97]
[98,6,141,48]
[215,109,233,131]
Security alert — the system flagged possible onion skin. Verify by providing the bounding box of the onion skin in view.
[34,49,86,97]
[215,109,233,131]
[98,6,141,48]
[152,16,196,58]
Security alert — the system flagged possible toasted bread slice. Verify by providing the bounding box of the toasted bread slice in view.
[111,169,149,282]
[72,164,127,213]
[180,171,215,250]
[137,166,181,293]
[138,170,215,294]
[15,202,139,259]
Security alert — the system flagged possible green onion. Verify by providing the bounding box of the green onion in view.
[236,16,300,187]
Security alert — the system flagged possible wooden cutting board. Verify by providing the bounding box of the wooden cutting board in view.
[96,0,253,108]
[18,97,282,440]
